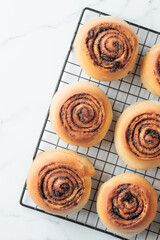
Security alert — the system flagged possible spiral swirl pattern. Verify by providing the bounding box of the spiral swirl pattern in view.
[109,184,147,226]
[60,93,105,135]
[126,113,160,160]
[38,163,84,209]
[85,24,134,72]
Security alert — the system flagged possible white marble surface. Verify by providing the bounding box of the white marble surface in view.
[1,0,160,239]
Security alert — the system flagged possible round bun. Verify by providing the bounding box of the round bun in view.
[27,149,95,215]
[141,43,160,97]
[114,100,160,170]
[49,82,113,147]
[97,173,157,238]
[74,16,139,82]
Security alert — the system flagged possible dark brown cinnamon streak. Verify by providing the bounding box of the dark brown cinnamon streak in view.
[38,164,84,210]
[49,82,113,147]
[60,93,105,135]
[114,100,160,170]
[97,173,157,238]
[27,149,95,215]
[85,25,133,72]
[154,53,160,84]
[126,113,160,160]
[74,16,138,81]
[108,183,146,227]
[141,43,160,97]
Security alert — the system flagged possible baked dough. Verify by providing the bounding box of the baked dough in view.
[49,82,113,147]
[114,100,160,170]
[141,43,160,96]
[75,16,139,81]
[27,149,95,215]
[97,173,157,238]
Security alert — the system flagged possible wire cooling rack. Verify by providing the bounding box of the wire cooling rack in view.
[20,7,160,240]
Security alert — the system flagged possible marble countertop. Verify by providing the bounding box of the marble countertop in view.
[1,0,160,239]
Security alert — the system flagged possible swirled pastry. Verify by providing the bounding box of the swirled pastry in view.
[141,43,160,96]
[49,82,113,147]
[114,100,160,170]
[27,149,95,215]
[97,173,157,238]
[74,16,139,81]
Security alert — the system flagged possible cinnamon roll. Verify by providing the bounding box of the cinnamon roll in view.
[114,100,160,170]
[141,43,160,96]
[97,173,157,238]
[49,82,113,147]
[27,149,95,215]
[74,16,139,81]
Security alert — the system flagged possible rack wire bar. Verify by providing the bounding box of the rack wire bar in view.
[20,7,160,240]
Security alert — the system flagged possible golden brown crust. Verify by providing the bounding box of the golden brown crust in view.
[97,173,157,238]
[114,100,160,170]
[74,16,139,81]
[141,43,160,97]
[49,82,113,147]
[27,149,95,215]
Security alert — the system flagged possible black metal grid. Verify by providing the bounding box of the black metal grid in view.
[20,7,160,240]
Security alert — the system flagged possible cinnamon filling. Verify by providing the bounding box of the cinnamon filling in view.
[38,164,84,209]
[85,24,134,72]
[60,93,105,137]
[154,53,160,83]
[126,113,160,159]
[158,61,160,75]
[108,184,147,227]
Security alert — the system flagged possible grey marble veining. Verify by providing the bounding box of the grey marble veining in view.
[1,0,160,239]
